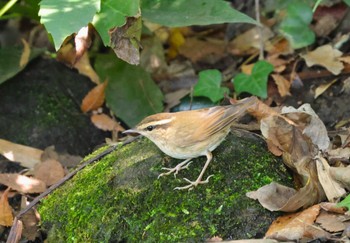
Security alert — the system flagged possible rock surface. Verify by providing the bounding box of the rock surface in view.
[39,132,292,242]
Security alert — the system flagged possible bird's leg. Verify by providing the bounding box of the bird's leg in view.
[174,151,213,190]
[158,158,193,178]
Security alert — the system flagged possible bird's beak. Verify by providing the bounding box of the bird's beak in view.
[123,129,139,135]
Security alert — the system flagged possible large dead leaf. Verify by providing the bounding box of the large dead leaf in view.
[266,204,330,241]
[33,159,65,186]
[247,158,325,212]
[0,188,13,226]
[0,174,46,194]
[81,81,107,113]
[0,139,43,168]
[301,44,343,75]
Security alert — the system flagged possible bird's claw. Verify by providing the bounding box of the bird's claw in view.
[157,161,193,179]
[174,175,214,190]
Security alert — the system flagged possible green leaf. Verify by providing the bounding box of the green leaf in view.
[39,0,100,50]
[344,0,350,7]
[95,53,163,127]
[141,0,257,27]
[93,0,140,46]
[279,1,315,49]
[193,69,229,103]
[337,194,350,209]
[0,46,45,85]
[233,61,274,99]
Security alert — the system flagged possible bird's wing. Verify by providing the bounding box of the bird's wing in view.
[181,97,256,146]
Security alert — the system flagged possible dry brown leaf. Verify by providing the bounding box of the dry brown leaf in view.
[21,196,40,240]
[74,52,100,84]
[266,204,329,241]
[320,202,347,214]
[316,210,346,232]
[0,188,13,226]
[271,74,291,97]
[314,79,338,99]
[56,43,76,66]
[282,104,330,151]
[33,159,65,186]
[338,56,350,64]
[241,63,254,75]
[0,174,46,193]
[316,156,346,202]
[178,37,225,63]
[91,113,125,132]
[81,81,108,113]
[329,165,350,190]
[109,17,142,65]
[0,139,43,168]
[74,26,91,63]
[301,44,343,75]
[229,26,274,54]
[19,39,31,68]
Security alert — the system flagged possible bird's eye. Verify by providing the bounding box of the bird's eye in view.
[146,125,154,131]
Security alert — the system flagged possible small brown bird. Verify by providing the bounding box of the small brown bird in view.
[124,97,255,190]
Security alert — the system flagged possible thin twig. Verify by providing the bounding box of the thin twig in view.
[255,0,264,60]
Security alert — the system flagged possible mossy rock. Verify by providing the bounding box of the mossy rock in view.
[39,132,292,242]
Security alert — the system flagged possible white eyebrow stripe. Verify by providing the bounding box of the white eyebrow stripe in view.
[151,117,174,126]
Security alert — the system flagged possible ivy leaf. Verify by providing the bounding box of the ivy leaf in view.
[95,53,163,127]
[39,0,100,50]
[193,69,229,103]
[279,1,315,49]
[337,194,350,209]
[233,61,274,99]
[141,0,257,27]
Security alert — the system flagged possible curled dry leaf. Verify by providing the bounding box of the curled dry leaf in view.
[247,158,325,212]
[329,165,350,190]
[91,113,125,132]
[315,156,346,202]
[301,44,343,75]
[314,79,338,99]
[74,52,100,84]
[0,188,13,226]
[33,159,65,186]
[0,174,46,194]
[271,74,291,97]
[0,139,43,169]
[81,80,108,113]
[19,39,31,68]
[266,204,330,241]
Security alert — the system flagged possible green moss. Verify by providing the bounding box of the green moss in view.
[39,133,292,242]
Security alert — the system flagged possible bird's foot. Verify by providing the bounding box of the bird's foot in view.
[174,175,214,190]
[157,159,192,179]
